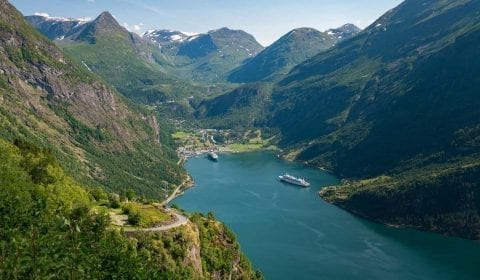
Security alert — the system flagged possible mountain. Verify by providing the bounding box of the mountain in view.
[26,12,209,103]
[144,29,191,49]
[144,27,264,82]
[67,11,127,43]
[325,23,362,41]
[25,14,87,40]
[1,3,186,198]
[228,24,361,83]
[194,83,273,129]
[268,0,480,238]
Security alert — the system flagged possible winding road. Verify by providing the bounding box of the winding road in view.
[123,212,188,232]
[121,178,193,232]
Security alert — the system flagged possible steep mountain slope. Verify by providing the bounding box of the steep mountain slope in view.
[144,27,264,82]
[228,25,360,83]
[194,83,273,129]
[0,1,185,198]
[269,0,480,238]
[57,12,193,103]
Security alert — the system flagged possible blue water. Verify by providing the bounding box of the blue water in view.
[173,151,480,280]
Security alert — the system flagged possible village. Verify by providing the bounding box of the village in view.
[172,128,276,163]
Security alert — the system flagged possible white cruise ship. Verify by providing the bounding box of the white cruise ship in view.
[278,173,310,187]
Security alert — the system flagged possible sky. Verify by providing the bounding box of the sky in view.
[10,0,403,46]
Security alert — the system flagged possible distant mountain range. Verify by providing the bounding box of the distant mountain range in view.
[228,24,361,83]
[26,14,88,40]
[26,13,359,87]
[142,27,264,81]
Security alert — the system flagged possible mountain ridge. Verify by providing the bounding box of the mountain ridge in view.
[228,24,361,83]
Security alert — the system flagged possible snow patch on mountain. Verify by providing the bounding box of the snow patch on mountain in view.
[33,12,90,24]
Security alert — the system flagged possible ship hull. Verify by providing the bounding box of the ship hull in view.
[279,176,310,187]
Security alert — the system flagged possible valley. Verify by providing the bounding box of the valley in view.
[2,0,480,278]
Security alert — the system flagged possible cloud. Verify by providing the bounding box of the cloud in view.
[123,22,144,32]
[34,12,50,17]
[87,0,95,2]
[134,22,145,31]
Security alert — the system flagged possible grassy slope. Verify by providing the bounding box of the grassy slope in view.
[228,28,336,83]
[60,35,203,103]
[194,83,274,129]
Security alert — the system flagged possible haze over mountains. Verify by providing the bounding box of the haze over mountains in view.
[17,0,480,243]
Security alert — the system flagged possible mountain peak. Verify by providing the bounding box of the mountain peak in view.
[209,27,234,33]
[73,11,126,43]
[285,27,322,38]
[92,11,121,30]
[332,23,362,34]
[325,23,361,41]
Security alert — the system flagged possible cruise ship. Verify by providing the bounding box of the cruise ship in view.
[278,173,310,187]
[207,151,218,161]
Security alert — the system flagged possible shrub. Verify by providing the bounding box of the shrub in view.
[128,210,141,225]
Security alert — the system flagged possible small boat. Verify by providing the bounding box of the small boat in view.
[278,173,310,187]
[207,151,218,161]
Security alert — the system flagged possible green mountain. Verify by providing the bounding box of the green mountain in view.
[57,12,203,103]
[28,12,213,103]
[144,27,264,82]
[228,25,360,83]
[269,0,480,238]
[194,83,274,129]
[0,2,185,198]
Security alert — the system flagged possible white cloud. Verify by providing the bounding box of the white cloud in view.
[123,22,145,33]
[34,12,50,17]
[87,0,95,2]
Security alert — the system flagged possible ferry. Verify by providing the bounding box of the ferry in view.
[207,151,218,161]
[278,173,310,187]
